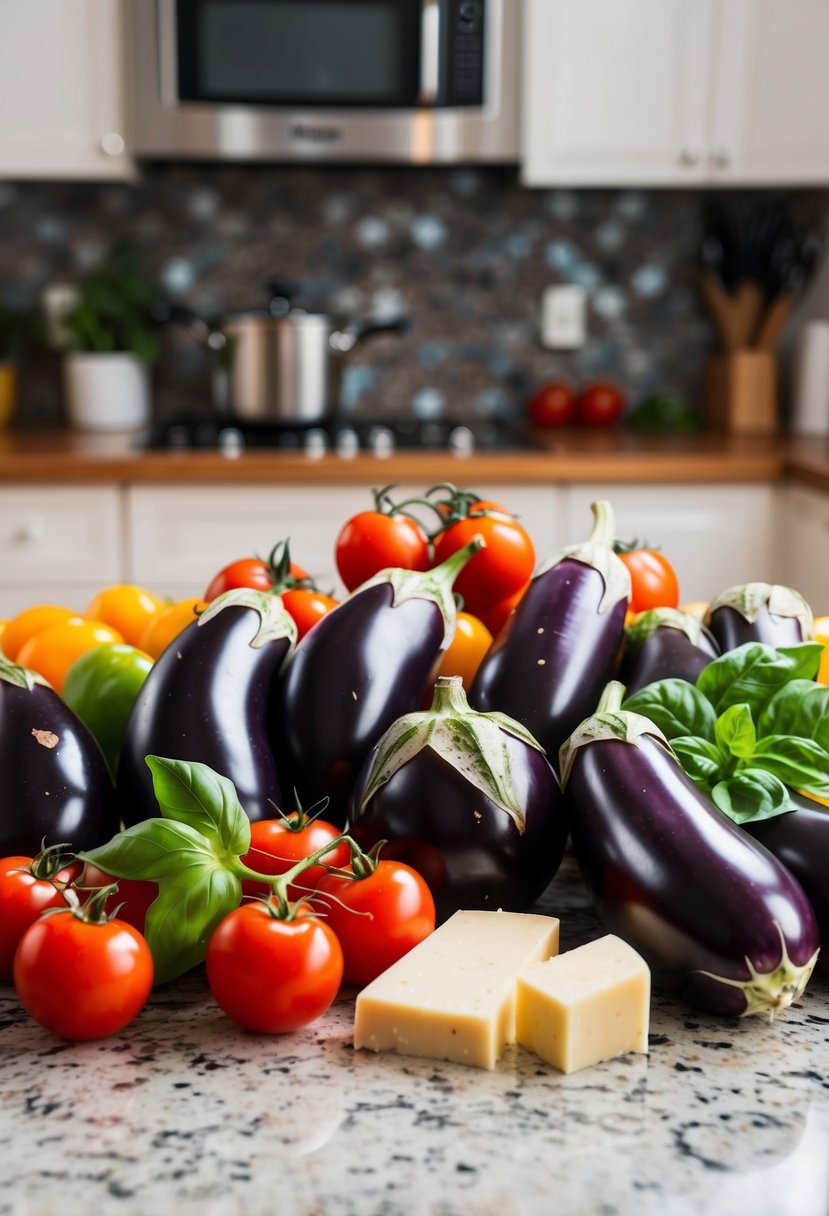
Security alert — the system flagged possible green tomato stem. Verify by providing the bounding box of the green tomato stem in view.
[230,833,371,906]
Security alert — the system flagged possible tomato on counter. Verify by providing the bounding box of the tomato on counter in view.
[62,643,154,775]
[527,381,576,428]
[575,383,624,427]
[241,810,349,901]
[78,862,158,936]
[0,848,79,980]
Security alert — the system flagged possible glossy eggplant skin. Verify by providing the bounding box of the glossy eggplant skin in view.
[118,605,289,826]
[350,737,567,924]
[470,560,628,757]
[0,678,116,854]
[278,583,445,826]
[709,605,804,652]
[567,734,819,1014]
[620,625,719,695]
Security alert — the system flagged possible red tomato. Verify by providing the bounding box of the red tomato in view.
[241,814,349,901]
[436,612,492,689]
[0,854,78,980]
[335,511,430,591]
[476,581,529,637]
[432,505,535,619]
[527,381,576,428]
[280,589,339,640]
[575,383,624,427]
[207,903,343,1033]
[618,548,680,612]
[14,910,153,1040]
[79,863,158,935]
[203,556,308,602]
[315,860,435,988]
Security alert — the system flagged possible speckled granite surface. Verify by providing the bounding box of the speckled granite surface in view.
[1,860,828,1216]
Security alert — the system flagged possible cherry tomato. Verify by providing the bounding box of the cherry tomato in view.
[436,611,492,689]
[432,505,535,619]
[207,903,343,1033]
[335,510,431,592]
[281,588,340,640]
[315,860,435,988]
[575,383,624,427]
[203,556,308,602]
[617,548,680,613]
[241,814,349,901]
[138,597,205,659]
[476,581,529,637]
[86,585,166,648]
[79,863,158,935]
[17,618,124,693]
[527,381,576,428]
[0,852,78,980]
[14,909,153,1040]
[2,604,77,662]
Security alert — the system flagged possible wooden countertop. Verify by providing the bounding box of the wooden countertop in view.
[0,426,820,488]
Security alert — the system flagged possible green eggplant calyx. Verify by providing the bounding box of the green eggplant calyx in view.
[706,583,814,638]
[0,655,50,691]
[197,587,298,649]
[534,500,631,613]
[354,674,544,832]
[696,925,820,1018]
[625,607,710,653]
[559,681,672,788]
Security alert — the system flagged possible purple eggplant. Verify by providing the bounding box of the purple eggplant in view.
[0,657,117,853]
[470,501,630,758]
[620,607,719,695]
[706,583,814,652]
[349,674,567,922]
[118,589,295,826]
[562,682,820,1016]
[277,540,482,827]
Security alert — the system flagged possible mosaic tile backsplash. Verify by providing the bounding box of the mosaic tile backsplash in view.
[0,165,787,426]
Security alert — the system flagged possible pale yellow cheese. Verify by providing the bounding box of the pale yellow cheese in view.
[515,934,650,1074]
[354,910,560,1069]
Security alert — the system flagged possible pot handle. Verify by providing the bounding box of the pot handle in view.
[330,316,410,354]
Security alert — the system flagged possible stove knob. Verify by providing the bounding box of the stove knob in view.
[448,425,475,457]
[368,425,395,459]
[218,427,245,458]
[335,427,360,459]
[303,428,328,459]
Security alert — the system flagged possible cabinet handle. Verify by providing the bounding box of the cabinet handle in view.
[709,146,732,169]
[100,131,126,157]
[678,148,701,167]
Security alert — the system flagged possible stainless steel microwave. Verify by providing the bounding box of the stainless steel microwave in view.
[130,0,520,162]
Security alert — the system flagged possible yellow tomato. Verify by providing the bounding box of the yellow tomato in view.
[2,604,78,662]
[436,612,493,690]
[86,584,166,648]
[680,601,709,621]
[17,618,124,693]
[138,597,205,659]
[814,615,829,686]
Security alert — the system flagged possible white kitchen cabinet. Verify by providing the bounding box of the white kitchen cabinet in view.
[781,485,829,610]
[522,0,829,186]
[0,0,132,180]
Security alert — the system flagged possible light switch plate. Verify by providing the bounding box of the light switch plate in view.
[540,285,587,349]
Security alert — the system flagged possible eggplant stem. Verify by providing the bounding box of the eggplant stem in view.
[588,500,617,549]
[695,923,819,1018]
[597,681,627,715]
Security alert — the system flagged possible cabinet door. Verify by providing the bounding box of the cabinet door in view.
[0,0,132,179]
[521,0,713,186]
[711,0,829,184]
[782,486,829,610]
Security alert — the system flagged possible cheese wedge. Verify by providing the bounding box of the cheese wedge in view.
[515,934,650,1074]
[354,910,560,1069]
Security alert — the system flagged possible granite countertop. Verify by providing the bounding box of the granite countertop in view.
[1,859,827,1216]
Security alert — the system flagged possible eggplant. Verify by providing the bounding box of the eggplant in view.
[706,583,814,652]
[470,500,630,758]
[0,657,117,853]
[619,607,719,695]
[278,540,481,827]
[562,682,820,1016]
[118,589,295,826]
[349,675,567,922]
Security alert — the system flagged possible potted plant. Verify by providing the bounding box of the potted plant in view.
[63,241,162,431]
[0,303,43,428]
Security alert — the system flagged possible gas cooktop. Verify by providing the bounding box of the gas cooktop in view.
[140,416,543,458]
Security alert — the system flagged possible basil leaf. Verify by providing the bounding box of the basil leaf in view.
[750,736,829,798]
[79,818,219,880]
[714,703,756,760]
[757,680,829,751]
[672,736,722,787]
[143,865,241,985]
[623,679,716,741]
[697,642,824,717]
[145,755,251,857]
[711,770,796,824]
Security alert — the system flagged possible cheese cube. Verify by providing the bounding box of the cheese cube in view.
[354,910,560,1069]
[515,935,650,1074]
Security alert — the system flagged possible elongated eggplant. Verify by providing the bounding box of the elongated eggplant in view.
[620,607,719,695]
[470,500,630,758]
[0,657,117,853]
[118,589,295,826]
[706,583,814,652]
[349,675,567,922]
[278,540,481,826]
[562,682,819,1016]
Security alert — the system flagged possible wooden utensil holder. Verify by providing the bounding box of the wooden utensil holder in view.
[706,350,778,435]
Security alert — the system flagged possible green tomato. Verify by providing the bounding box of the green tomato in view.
[62,643,153,777]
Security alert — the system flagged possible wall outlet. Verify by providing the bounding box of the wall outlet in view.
[540,285,587,349]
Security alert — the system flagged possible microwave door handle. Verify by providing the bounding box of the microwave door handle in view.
[418,0,440,104]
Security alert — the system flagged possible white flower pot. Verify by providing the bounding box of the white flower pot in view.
[63,353,152,431]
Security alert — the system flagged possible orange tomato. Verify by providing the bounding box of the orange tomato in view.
[814,615,829,686]
[2,604,78,662]
[86,584,165,648]
[17,618,123,692]
[436,612,493,689]
[138,597,205,659]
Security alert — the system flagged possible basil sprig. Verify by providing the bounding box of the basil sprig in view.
[623,642,829,825]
